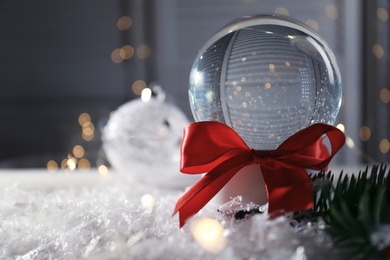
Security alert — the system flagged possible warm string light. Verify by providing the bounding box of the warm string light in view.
[325,5,339,20]
[275,7,289,16]
[132,80,147,95]
[82,122,95,141]
[79,114,95,142]
[380,88,390,103]
[379,139,390,154]
[117,16,132,30]
[360,128,390,156]
[98,165,109,176]
[359,126,371,141]
[141,88,152,102]
[45,11,385,176]
[78,113,91,126]
[111,45,136,63]
[113,15,151,63]
[78,158,91,171]
[66,156,77,171]
[46,112,100,173]
[73,145,85,158]
[111,48,124,63]
[141,194,155,209]
[121,45,134,59]
[136,44,151,59]
[191,217,227,254]
[336,123,345,133]
[363,10,389,156]
[269,63,275,73]
[377,7,389,22]
[335,124,355,150]
[305,19,319,31]
[337,123,388,160]
[275,5,330,32]
[375,7,389,156]
[203,37,384,163]
[373,44,384,59]
[47,160,58,173]
[345,136,355,149]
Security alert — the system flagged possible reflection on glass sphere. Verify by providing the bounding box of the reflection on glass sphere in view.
[189,14,342,150]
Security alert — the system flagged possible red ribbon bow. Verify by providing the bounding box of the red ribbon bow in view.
[173,122,345,227]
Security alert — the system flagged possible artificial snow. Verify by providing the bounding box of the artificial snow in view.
[0,171,341,259]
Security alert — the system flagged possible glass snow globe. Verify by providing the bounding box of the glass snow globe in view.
[189,14,342,150]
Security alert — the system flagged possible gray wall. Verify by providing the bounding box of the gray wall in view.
[2,0,384,167]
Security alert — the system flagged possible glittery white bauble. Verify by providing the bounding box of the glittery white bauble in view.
[189,14,342,150]
[102,97,191,188]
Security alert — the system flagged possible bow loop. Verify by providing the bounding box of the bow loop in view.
[180,122,250,174]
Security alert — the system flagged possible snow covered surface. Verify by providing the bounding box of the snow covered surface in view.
[0,167,359,259]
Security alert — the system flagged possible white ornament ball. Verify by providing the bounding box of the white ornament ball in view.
[102,97,191,188]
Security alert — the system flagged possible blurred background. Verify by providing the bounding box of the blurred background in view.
[0,0,388,170]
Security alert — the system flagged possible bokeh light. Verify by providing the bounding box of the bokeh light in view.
[325,5,339,19]
[47,160,58,173]
[61,158,68,169]
[191,217,227,254]
[345,136,355,149]
[82,122,95,141]
[305,19,319,31]
[141,194,155,209]
[136,44,151,59]
[275,7,289,16]
[73,145,85,159]
[78,158,91,171]
[66,157,77,171]
[377,7,389,22]
[379,139,389,154]
[117,16,132,30]
[336,123,345,133]
[121,45,134,60]
[359,126,371,141]
[132,80,147,95]
[141,88,152,102]
[98,165,109,176]
[111,48,124,63]
[78,113,91,126]
[380,88,390,103]
[373,44,384,59]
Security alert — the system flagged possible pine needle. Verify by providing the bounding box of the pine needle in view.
[309,163,390,259]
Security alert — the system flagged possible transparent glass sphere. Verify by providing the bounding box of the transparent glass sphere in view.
[189,14,342,150]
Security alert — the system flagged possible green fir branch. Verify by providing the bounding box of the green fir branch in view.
[310,163,390,260]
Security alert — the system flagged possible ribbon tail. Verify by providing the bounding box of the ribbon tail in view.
[173,154,252,227]
[261,165,313,214]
